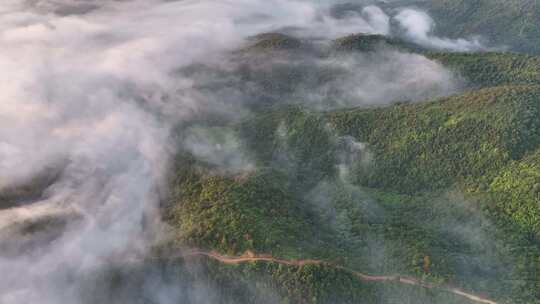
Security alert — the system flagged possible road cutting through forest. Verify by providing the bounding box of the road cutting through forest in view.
[175,250,499,304]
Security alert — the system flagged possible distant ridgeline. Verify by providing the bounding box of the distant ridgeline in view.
[243,32,540,89]
[385,0,540,54]
[430,0,540,54]
[161,32,540,303]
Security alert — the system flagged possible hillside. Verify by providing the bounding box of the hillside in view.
[331,34,540,87]
[1,31,536,304]
[1,3,539,303]
[409,0,540,54]
[159,33,540,303]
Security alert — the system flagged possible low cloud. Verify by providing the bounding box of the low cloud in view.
[394,8,486,52]
[182,126,255,173]
[0,1,484,303]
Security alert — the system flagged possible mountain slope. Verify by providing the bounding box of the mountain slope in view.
[157,31,540,303]
[414,0,540,54]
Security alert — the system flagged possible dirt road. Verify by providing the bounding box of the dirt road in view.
[175,250,498,304]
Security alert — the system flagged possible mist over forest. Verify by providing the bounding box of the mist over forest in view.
[0,1,539,304]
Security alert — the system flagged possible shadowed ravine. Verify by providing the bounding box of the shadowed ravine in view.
[167,250,499,304]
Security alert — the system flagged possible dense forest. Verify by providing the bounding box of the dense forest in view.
[157,32,540,303]
[1,1,539,304]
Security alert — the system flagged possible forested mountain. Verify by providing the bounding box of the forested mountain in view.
[1,1,539,304]
[399,0,540,54]
[157,33,540,303]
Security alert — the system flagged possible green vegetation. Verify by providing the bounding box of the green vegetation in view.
[428,52,540,87]
[243,33,304,52]
[238,107,337,189]
[51,18,540,301]
[326,33,540,88]
[324,82,540,302]
[332,34,420,53]
[166,77,540,302]
[203,260,378,304]
[421,0,540,54]
[5,29,540,303]
[166,154,328,257]
[86,256,478,304]
[200,258,479,304]
[329,85,540,193]
[489,150,540,238]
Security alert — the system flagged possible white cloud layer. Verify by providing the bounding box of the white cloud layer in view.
[394,8,486,52]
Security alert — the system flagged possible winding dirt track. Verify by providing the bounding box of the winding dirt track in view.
[176,250,498,304]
